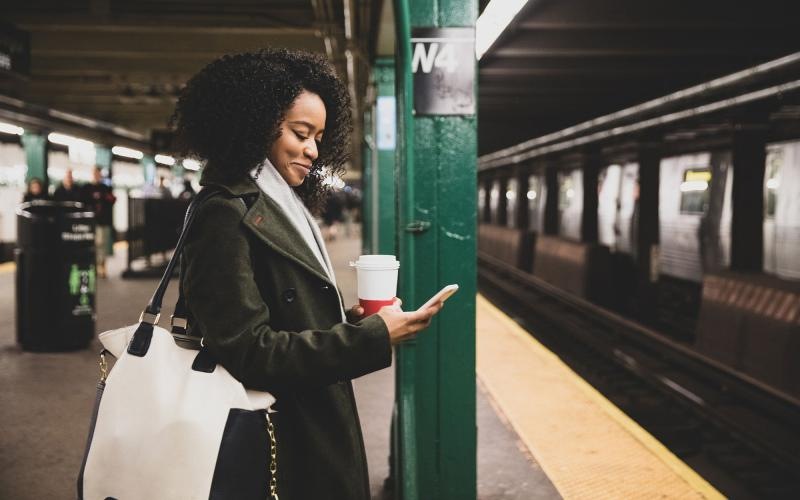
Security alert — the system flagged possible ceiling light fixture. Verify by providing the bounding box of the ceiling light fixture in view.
[48,132,94,148]
[182,159,201,171]
[0,122,24,135]
[476,0,530,60]
[155,154,176,166]
[112,145,144,160]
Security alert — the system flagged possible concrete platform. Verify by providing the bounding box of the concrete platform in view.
[0,235,555,499]
[476,295,723,499]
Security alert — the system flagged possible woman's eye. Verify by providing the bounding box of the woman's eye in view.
[294,131,308,141]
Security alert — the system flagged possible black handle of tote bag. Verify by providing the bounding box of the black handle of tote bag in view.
[127,187,222,357]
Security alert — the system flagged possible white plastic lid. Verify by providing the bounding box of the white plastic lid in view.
[349,254,400,270]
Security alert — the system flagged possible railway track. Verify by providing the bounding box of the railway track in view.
[478,255,800,499]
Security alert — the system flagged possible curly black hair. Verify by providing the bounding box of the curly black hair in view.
[171,48,352,213]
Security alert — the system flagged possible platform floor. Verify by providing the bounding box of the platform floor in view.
[0,232,723,499]
[0,235,554,499]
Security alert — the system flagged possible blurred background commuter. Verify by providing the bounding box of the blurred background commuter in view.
[22,178,49,203]
[82,167,116,278]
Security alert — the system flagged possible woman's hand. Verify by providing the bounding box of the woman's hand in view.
[377,298,444,345]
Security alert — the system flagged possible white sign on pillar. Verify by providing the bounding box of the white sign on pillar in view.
[410,27,475,115]
[376,96,397,150]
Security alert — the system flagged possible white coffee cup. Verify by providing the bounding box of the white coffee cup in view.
[349,255,400,316]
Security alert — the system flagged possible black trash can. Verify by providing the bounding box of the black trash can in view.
[16,201,96,351]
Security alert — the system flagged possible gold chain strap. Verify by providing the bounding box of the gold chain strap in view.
[99,350,108,382]
[266,412,279,500]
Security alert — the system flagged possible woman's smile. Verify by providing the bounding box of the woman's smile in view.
[268,90,326,187]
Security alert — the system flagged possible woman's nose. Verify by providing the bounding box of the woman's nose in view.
[304,141,318,161]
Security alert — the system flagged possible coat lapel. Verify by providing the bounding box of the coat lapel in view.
[241,192,334,286]
[200,170,334,286]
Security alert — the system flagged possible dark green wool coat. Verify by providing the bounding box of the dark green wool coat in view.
[182,170,392,499]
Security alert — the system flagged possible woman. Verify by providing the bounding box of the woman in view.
[173,49,442,499]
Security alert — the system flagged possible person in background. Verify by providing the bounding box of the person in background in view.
[82,167,116,278]
[157,176,172,198]
[53,168,83,202]
[321,189,344,241]
[178,178,196,200]
[22,177,49,202]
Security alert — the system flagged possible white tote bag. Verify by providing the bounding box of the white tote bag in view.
[77,189,278,500]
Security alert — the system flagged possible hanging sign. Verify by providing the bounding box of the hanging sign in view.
[411,27,475,116]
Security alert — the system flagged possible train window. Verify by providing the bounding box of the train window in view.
[527,174,544,232]
[489,179,501,224]
[478,185,486,222]
[764,140,800,281]
[506,178,518,228]
[764,148,781,218]
[679,168,711,214]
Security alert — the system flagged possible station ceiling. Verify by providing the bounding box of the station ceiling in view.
[0,0,379,153]
[477,0,800,155]
[3,1,800,159]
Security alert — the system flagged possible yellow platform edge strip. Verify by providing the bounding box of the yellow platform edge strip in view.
[476,293,724,500]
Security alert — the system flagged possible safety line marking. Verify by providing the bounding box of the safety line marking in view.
[476,293,724,500]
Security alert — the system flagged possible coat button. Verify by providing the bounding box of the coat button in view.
[321,284,331,291]
[282,288,296,303]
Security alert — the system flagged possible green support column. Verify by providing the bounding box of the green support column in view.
[141,155,156,185]
[374,59,398,255]
[95,146,112,175]
[393,1,477,499]
[362,106,375,254]
[21,133,49,190]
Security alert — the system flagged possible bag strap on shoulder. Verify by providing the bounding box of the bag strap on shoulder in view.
[127,186,226,357]
[169,195,255,342]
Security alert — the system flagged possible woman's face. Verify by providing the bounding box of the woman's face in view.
[268,90,326,187]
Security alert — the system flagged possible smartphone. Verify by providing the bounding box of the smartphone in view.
[417,284,459,311]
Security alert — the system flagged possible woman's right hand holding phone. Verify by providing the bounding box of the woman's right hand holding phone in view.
[377,298,443,345]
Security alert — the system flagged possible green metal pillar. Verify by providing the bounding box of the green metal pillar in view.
[393,1,477,499]
[362,59,398,256]
[21,133,49,190]
[374,59,398,255]
[362,105,375,254]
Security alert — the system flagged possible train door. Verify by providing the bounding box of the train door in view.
[616,163,640,255]
[597,163,640,312]
[764,140,800,280]
[598,163,639,253]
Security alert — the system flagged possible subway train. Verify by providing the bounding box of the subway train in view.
[478,134,800,400]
